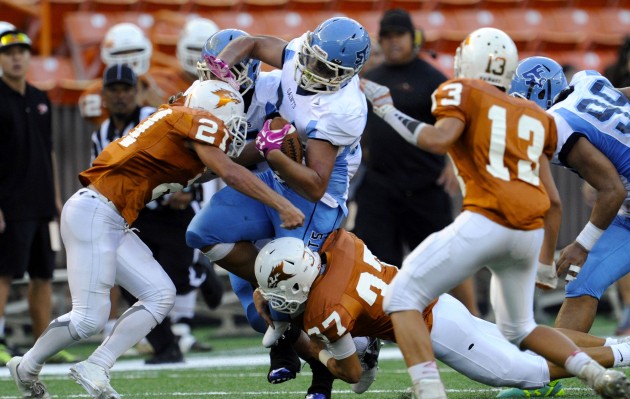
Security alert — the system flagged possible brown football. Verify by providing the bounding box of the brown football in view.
[270,117,304,164]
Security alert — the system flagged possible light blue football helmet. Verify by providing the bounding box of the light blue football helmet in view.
[509,56,568,110]
[295,17,371,93]
[197,28,261,95]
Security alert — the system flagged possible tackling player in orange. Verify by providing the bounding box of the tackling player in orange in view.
[8,80,304,399]
[254,229,630,396]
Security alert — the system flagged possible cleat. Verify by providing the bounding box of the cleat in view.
[48,349,79,364]
[352,337,381,393]
[268,367,297,384]
[594,369,630,399]
[267,325,301,384]
[305,394,328,399]
[69,360,121,399]
[7,356,51,399]
[262,321,290,348]
[496,380,565,397]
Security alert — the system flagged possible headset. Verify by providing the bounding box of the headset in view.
[414,28,424,49]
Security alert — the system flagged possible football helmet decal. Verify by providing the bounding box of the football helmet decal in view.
[197,28,260,95]
[295,17,371,93]
[255,237,321,315]
[454,27,517,92]
[101,23,152,76]
[177,17,219,76]
[185,80,248,157]
[509,56,568,110]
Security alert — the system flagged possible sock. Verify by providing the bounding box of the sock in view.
[90,305,158,369]
[605,337,618,347]
[21,314,81,376]
[408,360,440,383]
[564,351,592,376]
[611,343,630,367]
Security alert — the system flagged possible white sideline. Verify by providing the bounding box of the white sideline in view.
[0,347,403,378]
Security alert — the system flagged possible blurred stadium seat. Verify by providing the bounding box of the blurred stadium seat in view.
[256,11,316,40]
[241,0,289,11]
[287,0,336,11]
[410,9,456,53]
[479,0,526,9]
[89,0,139,13]
[187,0,242,13]
[433,0,480,10]
[385,0,435,10]
[195,10,268,34]
[0,0,38,30]
[27,55,76,91]
[335,0,384,11]
[536,8,594,53]
[527,0,570,8]
[137,0,189,12]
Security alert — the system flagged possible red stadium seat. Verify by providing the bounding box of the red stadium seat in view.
[335,0,384,12]
[0,0,38,31]
[385,0,436,11]
[187,0,242,13]
[537,8,595,53]
[90,0,139,13]
[26,55,76,92]
[257,11,317,40]
[527,0,570,8]
[194,10,269,35]
[287,0,336,11]
[479,0,526,9]
[433,0,480,10]
[241,0,289,11]
[409,9,458,53]
[137,0,189,13]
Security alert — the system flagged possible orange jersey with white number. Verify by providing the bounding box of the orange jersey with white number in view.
[78,67,192,126]
[432,78,557,230]
[303,229,437,343]
[79,104,231,225]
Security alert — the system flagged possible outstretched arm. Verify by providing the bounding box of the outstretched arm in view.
[360,78,464,154]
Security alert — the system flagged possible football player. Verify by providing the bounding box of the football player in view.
[254,230,630,395]
[361,27,630,399]
[510,58,630,335]
[7,79,304,399]
[186,20,370,399]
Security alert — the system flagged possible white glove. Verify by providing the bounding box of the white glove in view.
[360,78,395,119]
[536,261,558,290]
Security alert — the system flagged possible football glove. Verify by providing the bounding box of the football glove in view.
[360,78,395,119]
[255,119,295,159]
[201,54,239,91]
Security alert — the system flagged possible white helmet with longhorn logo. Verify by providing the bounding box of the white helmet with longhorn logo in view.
[255,237,321,315]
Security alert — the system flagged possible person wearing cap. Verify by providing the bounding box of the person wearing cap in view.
[353,9,480,315]
[0,29,63,366]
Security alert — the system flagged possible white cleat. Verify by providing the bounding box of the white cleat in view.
[7,357,51,399]
[69,361,121,399]
[351,337,381,394]
[262,321,290,348]
[412,379,447,399]
[578,360,630,399]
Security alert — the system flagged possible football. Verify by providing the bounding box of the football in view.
[270,117,303,164]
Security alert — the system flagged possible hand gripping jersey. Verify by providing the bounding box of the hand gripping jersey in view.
[548,70,630,218]
[79,104,232,224]
[432,78,558,230]
[302,229,436,344]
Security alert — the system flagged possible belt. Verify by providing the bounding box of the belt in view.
[79,188,120,214]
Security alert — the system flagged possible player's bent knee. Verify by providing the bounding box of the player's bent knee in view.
[71,312,109,339]
[499,322,536,346]
[143,283,177,321]
[203,243,235,263]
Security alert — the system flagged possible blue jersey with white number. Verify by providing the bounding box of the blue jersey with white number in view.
[548,70,630,217]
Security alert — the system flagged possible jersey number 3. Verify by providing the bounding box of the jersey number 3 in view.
[442,83,545,186]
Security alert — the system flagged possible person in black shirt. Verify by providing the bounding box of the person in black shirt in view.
[353,9,479,315]
[0,30,61,365]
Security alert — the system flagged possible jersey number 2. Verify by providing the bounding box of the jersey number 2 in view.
[195,118,229,153]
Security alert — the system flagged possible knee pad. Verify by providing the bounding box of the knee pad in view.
[70,310,109,339]
[203,243,235,263]
[498,320,536,346]
[140,283,177,322]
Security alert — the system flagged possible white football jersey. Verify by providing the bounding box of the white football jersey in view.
[276,34,367,214]
[548,70,630,218]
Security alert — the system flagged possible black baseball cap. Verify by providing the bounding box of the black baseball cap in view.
[0,30,32,53]
[103,63,137,87]
[379,8,415,37]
